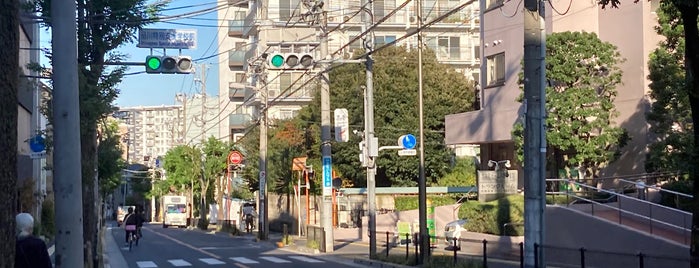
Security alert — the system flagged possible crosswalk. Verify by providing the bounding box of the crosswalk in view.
[135,255,325,267]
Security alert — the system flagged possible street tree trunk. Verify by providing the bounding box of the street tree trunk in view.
[80,127,98,268]
[0,0,19,265]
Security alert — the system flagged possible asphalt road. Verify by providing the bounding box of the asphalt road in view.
[106,223,362,268]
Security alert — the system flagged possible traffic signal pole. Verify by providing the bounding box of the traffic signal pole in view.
[361,0,378,257]
[523,0,547,267]
[52,0,85,266]
[416,0,429,263]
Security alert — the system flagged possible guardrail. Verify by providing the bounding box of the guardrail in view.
[546,178,691,245]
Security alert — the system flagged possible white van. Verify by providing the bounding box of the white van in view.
[162,195,187,228]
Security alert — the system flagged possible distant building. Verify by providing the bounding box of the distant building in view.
[115,105,184,166]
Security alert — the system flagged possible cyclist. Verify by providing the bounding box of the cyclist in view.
[242,203,256,233]
[123,207,142,245]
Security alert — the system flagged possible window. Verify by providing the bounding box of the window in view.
[348,35,362,51]
[375,35,396,47]
[374,0,396,22]
[427,36,460,60]
[486,53,505,87]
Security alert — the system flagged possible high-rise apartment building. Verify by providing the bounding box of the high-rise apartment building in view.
[115,105,184,166]
[217,0,481,143]
[445,0,662,178]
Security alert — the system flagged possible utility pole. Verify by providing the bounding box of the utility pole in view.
[52,0,85,266]
[416,0,428,263]
[258,62,269,241]
[523,0,546,267]
[319,5,334,253]
[361,0,378,257]
[198,63,208,145]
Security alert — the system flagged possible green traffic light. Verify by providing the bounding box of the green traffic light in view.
[147,57,161,70]
[270,54,284,68]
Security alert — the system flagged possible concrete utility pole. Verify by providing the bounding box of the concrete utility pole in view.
[319,7,334,253]
[258,61,269,241]
[523,0,546,267]
[361,0,378,257]
[416,0,428,263]
[52,0,85,266]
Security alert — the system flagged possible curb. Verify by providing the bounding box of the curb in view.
[354,258,414,268]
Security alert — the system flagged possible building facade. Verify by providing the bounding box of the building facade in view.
[445,0,662,180]
[115,105,184,167]
[217,0,481,143]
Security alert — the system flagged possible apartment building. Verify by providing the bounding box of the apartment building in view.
[445,0,662,179]
[17,3,47,220]
[217,0,481,143]
[115,105,184,166]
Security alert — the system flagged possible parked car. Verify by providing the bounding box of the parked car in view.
[444,219,467,250]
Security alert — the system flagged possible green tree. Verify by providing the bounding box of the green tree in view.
[513,31,627,181]
[645,3,692,173]
[201,137,229,225]
[33,0,166,265]
[297,46,475,187]
[0,0,19,264]
[436,157,477,188]
[598,1,699,263]
[162,145,200,214]
[97,120,125,204]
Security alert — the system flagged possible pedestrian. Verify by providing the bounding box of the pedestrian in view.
[15,213,52,268]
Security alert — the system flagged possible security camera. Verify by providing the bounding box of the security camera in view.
[487,160,496,168]
[504,160,511,168]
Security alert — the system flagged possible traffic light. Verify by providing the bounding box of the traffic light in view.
[267,52,314,70]
[144,55,193,74]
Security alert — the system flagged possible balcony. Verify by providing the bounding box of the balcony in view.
[228,0,248,8]
[229,83,247,100]
[229,113,252,129]
[228,20,244,37]
[228,50,246,69]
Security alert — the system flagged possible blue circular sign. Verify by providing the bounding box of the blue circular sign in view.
[400,134,417,149]
[29,135,46,152]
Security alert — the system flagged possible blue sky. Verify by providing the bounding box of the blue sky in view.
[40,0,224,108]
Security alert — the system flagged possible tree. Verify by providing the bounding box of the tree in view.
[645,2,693,173]
[0,0,19,265]
[201,137,229,226]
[297,46,475,187]
[162,145,201,219]
[97,119,125,211]
[513,31,627,181]
[33,0,166,265]
[598,0,699,265]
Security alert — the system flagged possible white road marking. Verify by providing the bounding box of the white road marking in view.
[260,256,291,263]
[136,261,158,268]
[230,257,259,264]
[168,259,192,266]
[199,258,226,265]
[288,256,324,263]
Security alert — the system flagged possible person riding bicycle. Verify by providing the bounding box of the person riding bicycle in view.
[123,207,143,245]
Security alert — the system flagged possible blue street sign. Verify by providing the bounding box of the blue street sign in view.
[323,156,332,188]
[29,135,46,153]
[399,134,417,149]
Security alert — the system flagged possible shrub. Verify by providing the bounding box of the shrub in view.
[40,200,55,238]
[306,239,319,249]
[659,180,692,212]
[197,217,209,230]
[458,195,524,236]
[395,195,456,211]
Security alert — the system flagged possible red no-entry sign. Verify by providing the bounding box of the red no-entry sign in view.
[228,151,244,165]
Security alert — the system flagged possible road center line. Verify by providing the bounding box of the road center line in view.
[144,228,221,259]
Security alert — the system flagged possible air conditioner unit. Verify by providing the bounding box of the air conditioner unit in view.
[268,89,279,97]
[328,16,335,22]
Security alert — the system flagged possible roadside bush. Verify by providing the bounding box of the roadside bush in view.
[659,180,692,212]
[458,195,524,236]
[395,195,456,211]
[197,217,209,230]
[40,200,55,238]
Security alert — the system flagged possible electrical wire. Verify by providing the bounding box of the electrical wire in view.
[199,5,231,59]
[500,0,523,18]
[548,0,573,16]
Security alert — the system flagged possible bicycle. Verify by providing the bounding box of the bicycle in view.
[125,225,139,251]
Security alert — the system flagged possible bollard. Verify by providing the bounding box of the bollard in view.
[638,252,645,268]
[534,243,539,268]
[427,234,432,257]
[406,233,410,259]
[482,239,488,268]
[580,247,586,268]
[519,242,524,268]
[386,231,390,257]
[414,233,419,264]
[453,237,458,265]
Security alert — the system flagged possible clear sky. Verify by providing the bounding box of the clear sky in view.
[40,0,225,108]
